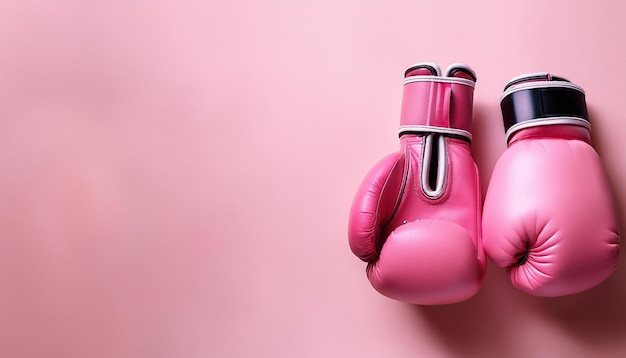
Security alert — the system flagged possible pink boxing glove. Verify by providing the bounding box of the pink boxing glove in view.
[348,63,486,305]
[483,73,620,297]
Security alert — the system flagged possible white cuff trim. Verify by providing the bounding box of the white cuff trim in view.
[398,125,472,141]
[502,81,584,100]
[505,117,591,143]
[403,76,475,88]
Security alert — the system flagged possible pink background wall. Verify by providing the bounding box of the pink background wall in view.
[1,1,625,357]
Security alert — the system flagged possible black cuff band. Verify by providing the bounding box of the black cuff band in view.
[501,85,589,134]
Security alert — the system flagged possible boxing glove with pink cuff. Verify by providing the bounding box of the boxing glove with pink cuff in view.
[348,63,486,305]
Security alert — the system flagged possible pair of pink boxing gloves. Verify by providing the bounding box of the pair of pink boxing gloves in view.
[348,62,620,304]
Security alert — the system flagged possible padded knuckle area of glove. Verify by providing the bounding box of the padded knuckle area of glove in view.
[367,220,483,304]
[367,220,482,299]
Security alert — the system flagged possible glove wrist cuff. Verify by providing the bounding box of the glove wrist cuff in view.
[501,74,590,144]
[399,63,476,141]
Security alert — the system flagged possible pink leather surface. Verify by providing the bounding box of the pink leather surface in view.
[1,1,626,357]
[348,68,484,304]
[349,134,485,304]
[483,125,620,296]
[400,74,474,132]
